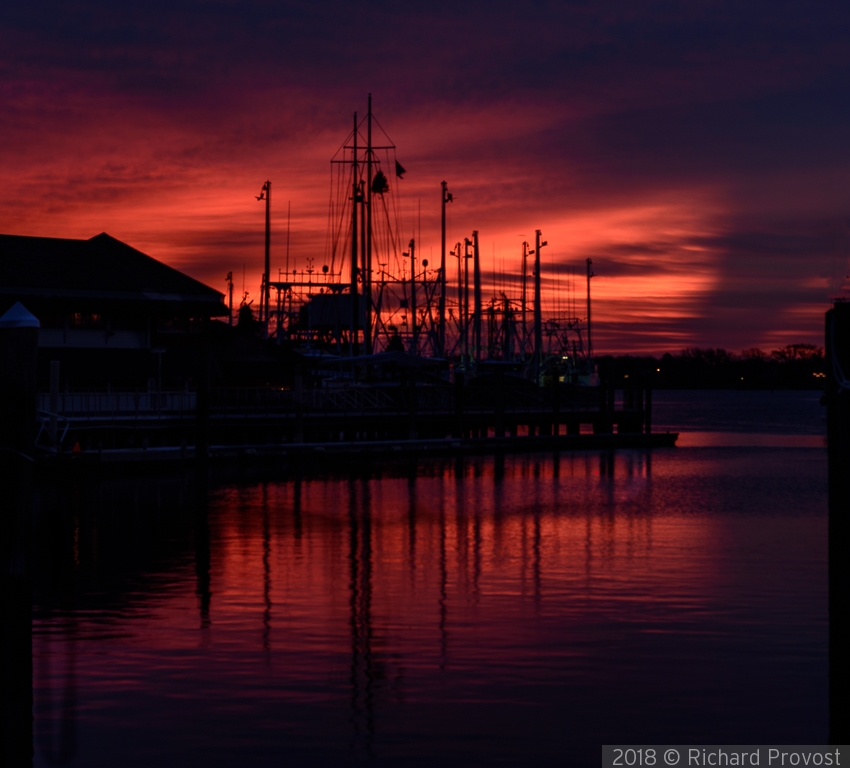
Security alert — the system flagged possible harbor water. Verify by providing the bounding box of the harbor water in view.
[30,390,828,766]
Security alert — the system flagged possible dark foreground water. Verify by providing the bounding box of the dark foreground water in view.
[30,391,828,767]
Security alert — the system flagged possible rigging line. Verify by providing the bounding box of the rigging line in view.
[388,148,404,268]
[330,125,357,162]
[492,242,496,300]
[331,164,344,274]
[326,164,339,275]
[369,114,396,148]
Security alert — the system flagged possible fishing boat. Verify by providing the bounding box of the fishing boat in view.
[262,96,599,393]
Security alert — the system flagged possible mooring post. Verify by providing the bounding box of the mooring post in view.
[454,370,465,439]
[826,300,850,743]
[49,360,59,450]
[406,373,418,440]
[495,371,506,438]
[645,383,653,434]
[552,374,560,436]
[195,338,210,461]
[294,360,305,443]
[596,363,614,434]
[596,364,607,434]
[0,302,38,766]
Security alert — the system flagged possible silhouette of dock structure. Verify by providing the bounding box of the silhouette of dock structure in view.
[33,371,673,465]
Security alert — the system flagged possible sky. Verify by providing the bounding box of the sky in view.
[2,0,849,354]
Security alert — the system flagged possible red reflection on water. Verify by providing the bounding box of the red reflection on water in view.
[31,449,828,765]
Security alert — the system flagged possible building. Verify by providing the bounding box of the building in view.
[0,232,228,389]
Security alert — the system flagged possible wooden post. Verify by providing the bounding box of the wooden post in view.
[0,302,38,765]
[294,360,305,443]
[645,385,653,434]
[49,360,59,450]
[552,375,560,436]
[406,373,418,440]
[596,363,613,434]
[826,300,850,743]
[195,338,210,461]
[495,371,506,438]
[454,370,465,439]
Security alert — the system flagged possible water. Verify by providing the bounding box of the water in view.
[30,391,828,766]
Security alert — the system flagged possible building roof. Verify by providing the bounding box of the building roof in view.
[0,232,226,313]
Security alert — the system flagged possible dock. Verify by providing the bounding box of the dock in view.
[35,378,675,466]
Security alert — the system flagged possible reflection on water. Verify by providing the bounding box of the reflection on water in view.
[30,442,828,767]
[675,432,826,448]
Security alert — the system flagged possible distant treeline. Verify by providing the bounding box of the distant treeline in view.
[598,344,826,389]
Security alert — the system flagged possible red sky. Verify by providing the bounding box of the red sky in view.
[2,1,849,354]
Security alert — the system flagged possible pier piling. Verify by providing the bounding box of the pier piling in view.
[0,302,38,765]
[826,299,850,743]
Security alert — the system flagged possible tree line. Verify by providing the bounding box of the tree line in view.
[597,344,826,389]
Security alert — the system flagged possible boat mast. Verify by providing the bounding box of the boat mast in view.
[521,241,528,358]
[360,179,366,347]
[409,237,417,354]
[533,229,547,379]
[226,272,233,326]
[455,242,462,358]
[350,112,358,356]
[463,237,471,367]
[265,181,271,336]
[586,257,594,359]
[472,230,482,363]
[366,95,373,354]
[439,181,451,357]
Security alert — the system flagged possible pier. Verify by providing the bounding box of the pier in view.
[34,377,673,465]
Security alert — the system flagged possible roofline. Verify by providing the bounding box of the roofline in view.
[0,286,225,304]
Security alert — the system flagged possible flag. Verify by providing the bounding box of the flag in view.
[395,161,407,179]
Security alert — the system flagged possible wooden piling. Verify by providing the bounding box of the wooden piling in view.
[195,339,210,460]
[294,360,305,443]
[49,360,59,450]
[495,371,506,438]
[453,371,465,439]
[645,385,652,434]
[0,302,38,765]
[826,300,850,743]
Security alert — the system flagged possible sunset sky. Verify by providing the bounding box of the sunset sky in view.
[2,1,849,354]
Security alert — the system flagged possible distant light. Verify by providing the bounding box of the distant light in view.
[656,368,660,372]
